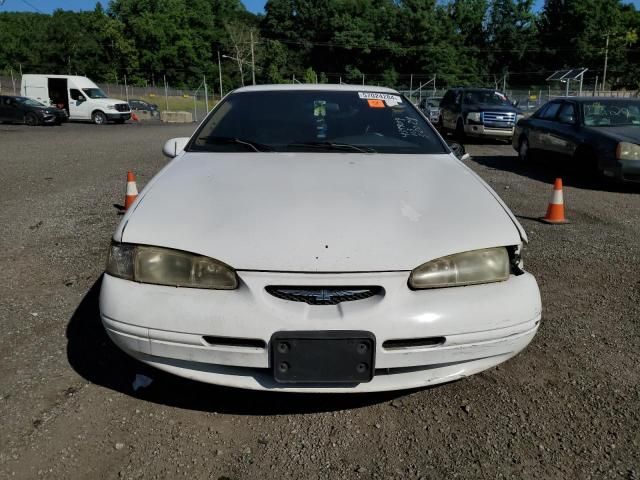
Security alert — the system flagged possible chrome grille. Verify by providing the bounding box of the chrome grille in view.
[482,111,515,129]
[266,286,382,305]
[115,103,130,112]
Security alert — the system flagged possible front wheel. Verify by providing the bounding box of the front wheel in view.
[518,136,531,161]
[25,113,39,126]
[92,111,107,125]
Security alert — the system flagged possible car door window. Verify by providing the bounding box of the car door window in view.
[557,103,576,124]
[540,103,561,120]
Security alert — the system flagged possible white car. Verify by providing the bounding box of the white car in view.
[100,84,541,393]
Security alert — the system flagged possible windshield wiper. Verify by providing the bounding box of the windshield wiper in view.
[287,141,376,153]
[197,136,272,152]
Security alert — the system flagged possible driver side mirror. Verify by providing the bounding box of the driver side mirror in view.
[559,115,576,125]
[162,137,190,158]
[448,141,470,161]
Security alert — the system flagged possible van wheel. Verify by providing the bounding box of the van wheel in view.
[25,113,39,126]
[92,111,107,125]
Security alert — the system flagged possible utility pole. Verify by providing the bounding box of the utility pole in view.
[362,74,365,85]
[602,34,609,92]
[594,75,599,96]
[218,51,223,98]
[250,30,256,86]
[503,71,507,93]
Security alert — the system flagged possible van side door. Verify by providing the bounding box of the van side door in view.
[68,89,91,120]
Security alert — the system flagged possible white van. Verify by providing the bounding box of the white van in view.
[21,74,131,124]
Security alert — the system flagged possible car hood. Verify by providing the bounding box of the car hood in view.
[584,125,640,144]
[119,152,522,272]
[92,97,128,105]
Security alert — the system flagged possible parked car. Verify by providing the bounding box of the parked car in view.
[128,98,160,117]
[0,95,68,126]
[21,74,130,124]
[419,96,442,124]
[440,87,523,140]
[514,97,640,183]
[100,84,541,393]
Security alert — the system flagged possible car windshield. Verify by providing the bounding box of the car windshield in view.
[583,100,640,127]
[82,88,108,99]
[190,90,448,154]
[427,97,442,107]
[464,90,511,106]
[16,97,45,107]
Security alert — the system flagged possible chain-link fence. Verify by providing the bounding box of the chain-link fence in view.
[3,72,638,123]
[0,74,219,122]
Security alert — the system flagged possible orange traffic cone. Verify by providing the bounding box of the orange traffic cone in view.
[541,178,568,224]
[124,171,139,211]
[131,112,139,122]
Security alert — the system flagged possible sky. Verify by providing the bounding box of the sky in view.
[0,0,267,14]
[1,0,640,14]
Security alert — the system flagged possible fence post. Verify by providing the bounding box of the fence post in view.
[204,75,209,113]
[193,93,197,122]
[164,75,169,112]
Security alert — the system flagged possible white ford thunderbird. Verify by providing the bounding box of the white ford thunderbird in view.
[100,84,541,392]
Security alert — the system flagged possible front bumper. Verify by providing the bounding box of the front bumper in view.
[100,270,541,392]
[465,124,514,138]
[106,112,131,121]
[602,159,640,184]
[41,113,64,124]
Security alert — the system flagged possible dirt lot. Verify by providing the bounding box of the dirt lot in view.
[0,122,638,480]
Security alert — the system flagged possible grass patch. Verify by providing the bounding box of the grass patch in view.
[136,94,217,118]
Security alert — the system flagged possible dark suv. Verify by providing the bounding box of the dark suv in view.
[439,88,522,140]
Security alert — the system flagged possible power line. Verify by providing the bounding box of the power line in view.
[19,0,44,13]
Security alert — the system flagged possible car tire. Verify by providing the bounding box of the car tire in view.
[518,136,531,161]
[25,113,39,126]
[92,111,107,125]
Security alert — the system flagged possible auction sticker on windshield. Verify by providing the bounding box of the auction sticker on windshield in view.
[358,92,402,106]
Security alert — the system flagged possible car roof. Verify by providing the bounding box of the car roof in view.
[570,97,640,103]
[233,84,400,94]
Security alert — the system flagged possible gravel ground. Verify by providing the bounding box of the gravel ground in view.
[0,122,638,480]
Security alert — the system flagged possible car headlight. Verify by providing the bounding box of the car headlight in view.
[107,105,116,110]
[106,243,238,289]
[516,114,525,122]
[616,142,640,161]
[409,247,510,289]
[466,112,481,123]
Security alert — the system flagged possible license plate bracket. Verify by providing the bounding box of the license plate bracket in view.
[271,331,375,384]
